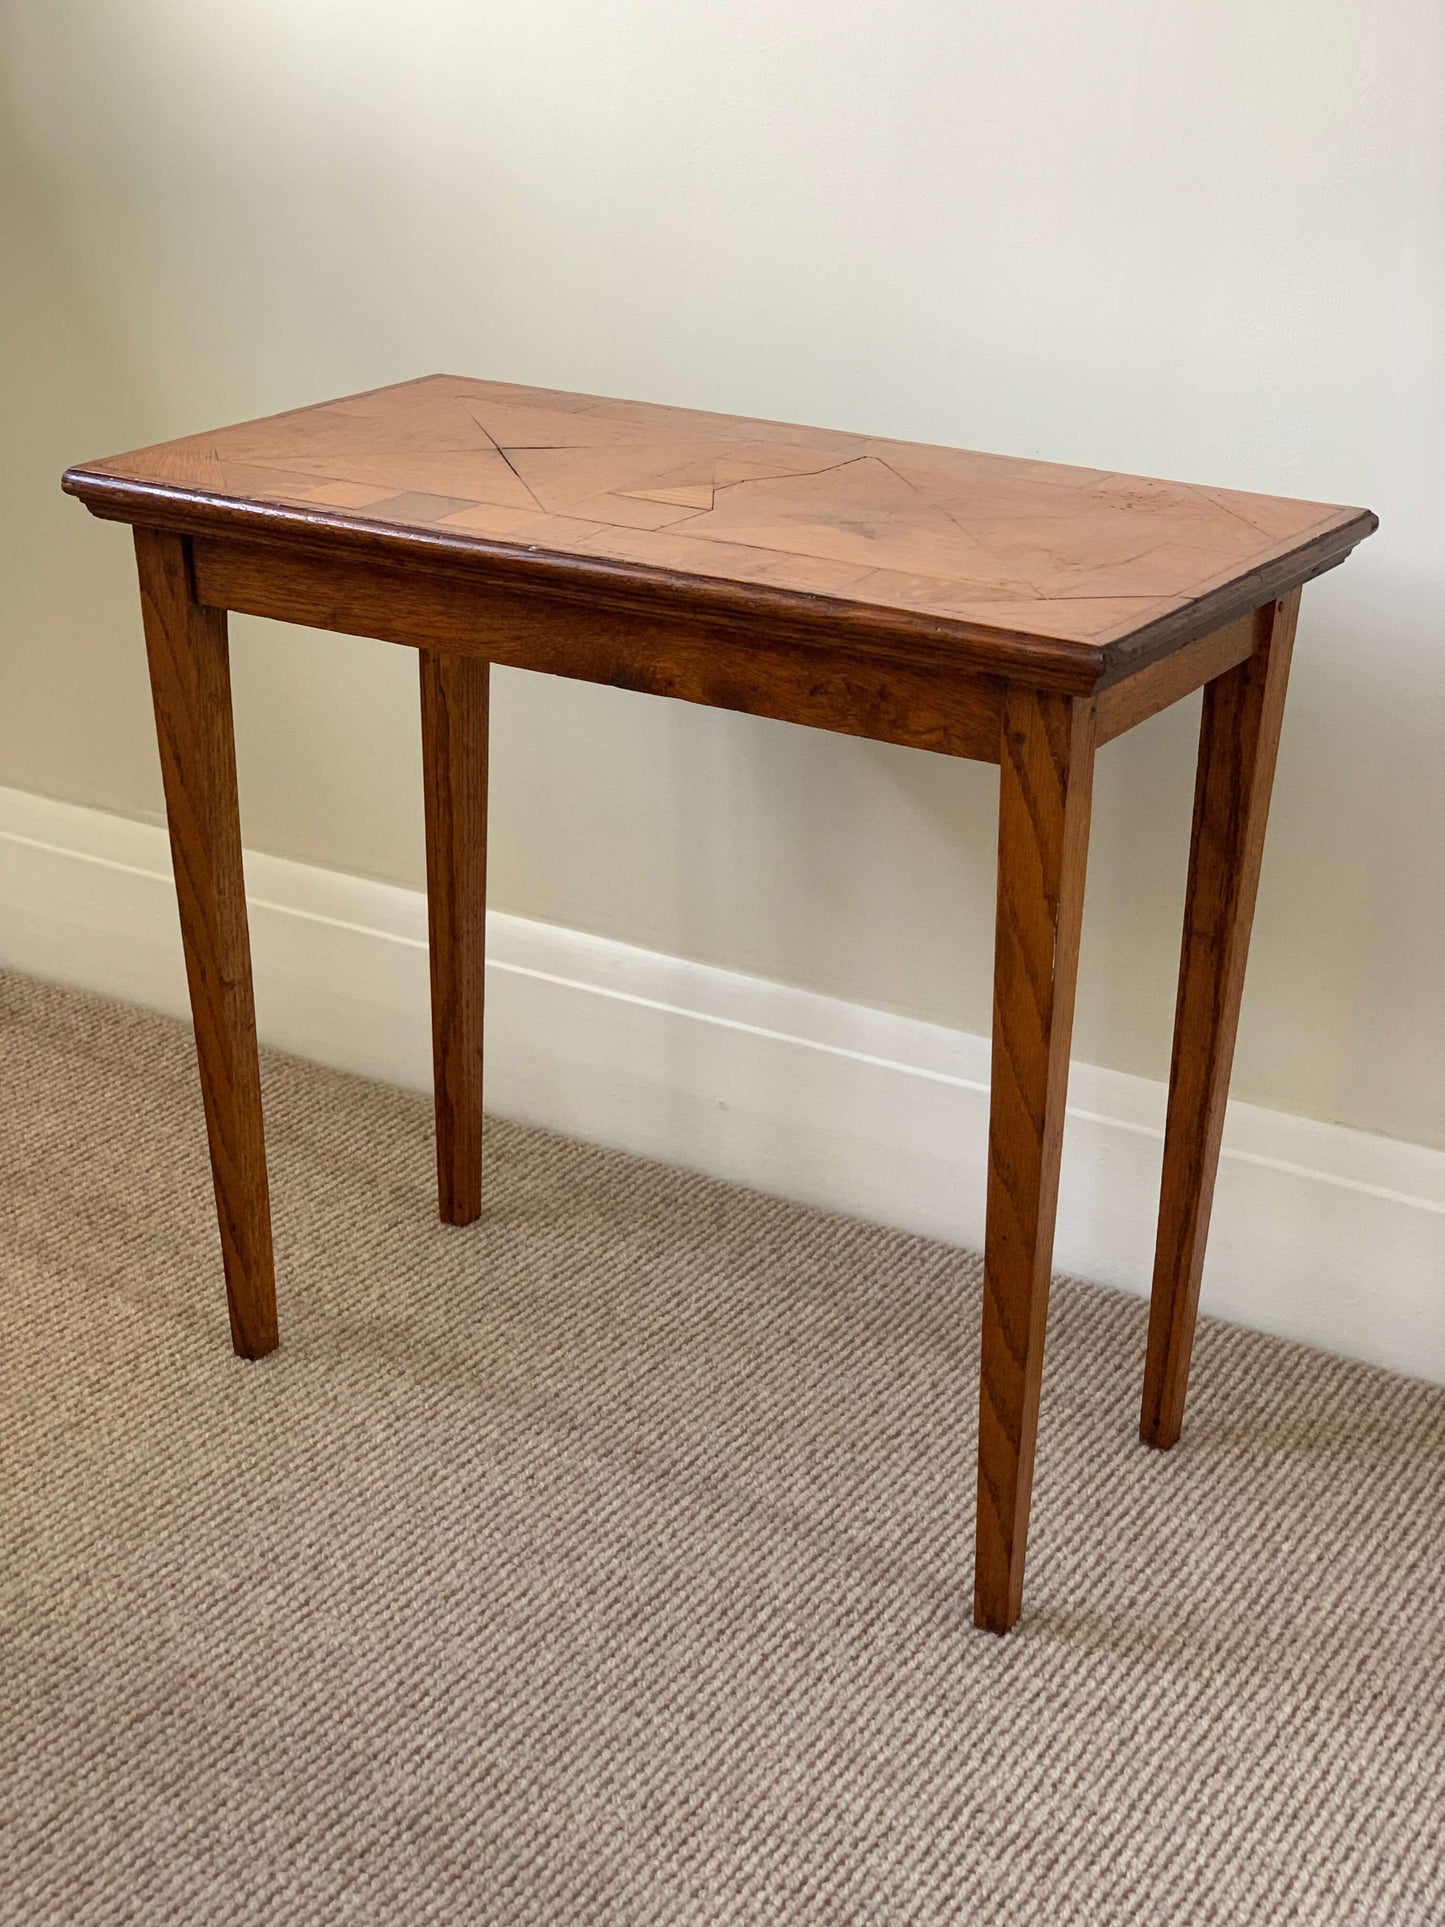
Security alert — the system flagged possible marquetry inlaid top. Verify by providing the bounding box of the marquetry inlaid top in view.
[64,375,1374,668]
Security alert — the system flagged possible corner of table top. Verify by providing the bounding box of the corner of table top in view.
[1086,501,1377,689]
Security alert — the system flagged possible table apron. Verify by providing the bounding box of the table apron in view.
[191,534,1005,764]
[1095,611,1258,744]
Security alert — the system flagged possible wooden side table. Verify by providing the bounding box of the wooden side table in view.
[63,378,1374,1630]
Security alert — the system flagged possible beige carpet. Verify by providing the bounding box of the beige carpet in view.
[2,971,1442,1925]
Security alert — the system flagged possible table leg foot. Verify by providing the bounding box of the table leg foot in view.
[974,687,1096,1632]
[136,528,276,1359]
[1141,593,1298,1449]
[420,649,489,1227]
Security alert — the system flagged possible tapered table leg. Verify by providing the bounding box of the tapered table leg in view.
[1140,593,1299,1449]
[973,686,1096,1632]
[135,527,276,1359]
[419,650,489,1225]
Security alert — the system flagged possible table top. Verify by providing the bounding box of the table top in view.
[65,375,1374,677]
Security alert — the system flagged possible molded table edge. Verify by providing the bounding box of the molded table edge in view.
[62,466,1377,695]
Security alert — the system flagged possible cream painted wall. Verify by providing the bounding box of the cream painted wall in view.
[2,0,1442,1151]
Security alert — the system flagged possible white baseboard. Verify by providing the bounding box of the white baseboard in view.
[3,782,1442,1385]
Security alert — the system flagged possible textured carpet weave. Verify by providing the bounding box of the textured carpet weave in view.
[2,971,1442,1925]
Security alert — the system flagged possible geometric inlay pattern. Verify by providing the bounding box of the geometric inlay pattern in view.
[75,375,1367,647]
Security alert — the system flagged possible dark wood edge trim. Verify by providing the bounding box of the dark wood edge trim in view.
[63,468,1375,694]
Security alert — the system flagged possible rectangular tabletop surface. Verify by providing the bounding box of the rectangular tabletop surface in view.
[65,375,1373,668]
